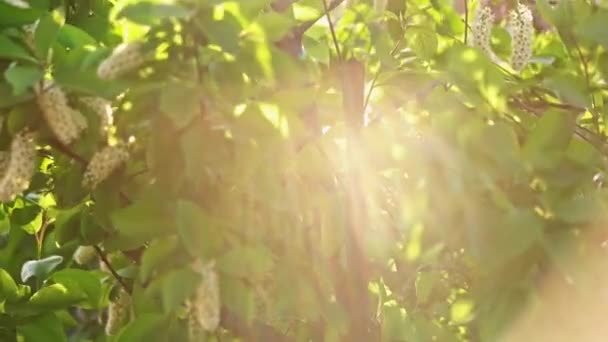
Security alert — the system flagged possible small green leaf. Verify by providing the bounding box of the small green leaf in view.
[4,65,43,96]
[522,110,575,169]
[115,314,166,342]
[543,73,589,108]
[0,269,19,302]
[34,11,63,60]
[56,24,97,49]
[405,26,438,60]
[54,204,83,246]
[160,268,199,313]
[176,200,223,259]
[17,313,67,342]
[0,35,36,63]
[575,10,608,48]
[0,3,41,27]
[21,255,63,282]
[51,269,103,309]
[28,283,85,309]
[110,189,172,239]
[140,236,178,282]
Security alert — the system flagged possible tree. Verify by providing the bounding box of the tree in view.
[0,0,606,341]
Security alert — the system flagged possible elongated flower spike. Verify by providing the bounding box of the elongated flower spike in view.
[82,145,129,189]
[97,43,145,80]
[471,5,497,61]
[186,260,221,336]
[0,132,37,202]
[105,288,131,336]
[35,80,87,145]
[507,3,534,72]
[80,97,114,135]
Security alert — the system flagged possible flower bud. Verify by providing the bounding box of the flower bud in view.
[507,3,534,71]
[187,260,220,332]
[0,132,37,202]
[36,81,87,145]
[471,5,496,61]
[80,97,114,134]
[97,43,145,81]
[73,246,97,265]
[82,145,129,189]
[105,288,130,336]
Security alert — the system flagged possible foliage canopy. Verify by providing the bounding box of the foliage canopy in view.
[0,0,607,341]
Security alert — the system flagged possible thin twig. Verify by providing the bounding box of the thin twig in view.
[296,0,346,35]
[47,139,88,166]
[362,38,404,114]
[94,245,131,293]
[322,0,342,60]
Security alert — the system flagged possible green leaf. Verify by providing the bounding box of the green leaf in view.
[575,10,608,48]
[11,205,43,235]
[51,269,103,309]
[159,268,199,313]
[4,65,43,96]
[543,73,589,108]
[21,255,63,282]
[115,314,166,342]
[17,313,67,342]
[381,306,415,341]
[0,82,32,109]
[522,110,575,169]
[34,11,63,60]
[110,189,172,239]
[221,276,256,324]
[0,3,41,27]
[217,245,274,278]
[479,209,543,271]
[56,24,97,48]
[405,26,438,60]
[552,193,604,224]
[176,200,223,259]
[140,236,178,282]
[0,35,36,63]
[54,204,83,246]
[257,11,296,42]
[0,269,19,302]
[28,283,85,309]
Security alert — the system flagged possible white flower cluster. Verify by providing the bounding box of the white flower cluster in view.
[3,0,29,8]
[0,132,37,202]
[186,260,220,336]
[471,5,496,61]
[36,81,87,146]
[79,97,114,135]
[73,245,97,265]
[97,43,145,80]
[105,288,131,336]
[507,3,534,71]
[82,145,129,189]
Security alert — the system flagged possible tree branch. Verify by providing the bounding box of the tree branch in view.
[94,245,131,293]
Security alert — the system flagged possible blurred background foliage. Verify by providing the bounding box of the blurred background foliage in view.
[0,0,607,341]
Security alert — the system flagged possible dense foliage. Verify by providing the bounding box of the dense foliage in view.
[0,0,607,341]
